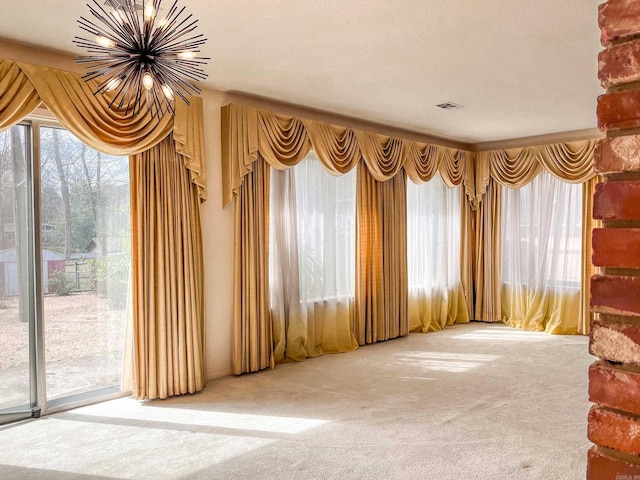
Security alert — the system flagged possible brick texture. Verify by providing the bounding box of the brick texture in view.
[588,446,640,480]
[594,180,640,220]
[591,276,640,316]
[589,361,640,415]
[596,136,640,173]
[599,0,640,46]
[590,319,640,365]
[599,39,640,89]
[598,90,640,131]
[589,406,640,456]
[593,228,640,268]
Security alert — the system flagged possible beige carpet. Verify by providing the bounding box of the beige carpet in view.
[0,323,592,480]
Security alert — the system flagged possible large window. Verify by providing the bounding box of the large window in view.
[291,154,356,302]
[406,174,466,332]
[269,151,357,360]
[501,170,582,290]
[0,120,130,422]
[500,170,583,333]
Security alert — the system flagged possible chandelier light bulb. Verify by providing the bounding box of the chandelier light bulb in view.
[177,51,196,59]
[142,73,154,90]
[162,84,175,101]
[144,5,155,21]
[105,77,121,92]
[157,17,168,28]
[96,36,116,48]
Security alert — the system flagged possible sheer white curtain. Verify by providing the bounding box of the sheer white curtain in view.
[501,170,583,333]
[407,174,469,332]
[269,151,358,362]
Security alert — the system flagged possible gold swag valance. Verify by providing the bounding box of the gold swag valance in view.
[0,58,206,200]
[473,139,598,207]
[221,103,474,206]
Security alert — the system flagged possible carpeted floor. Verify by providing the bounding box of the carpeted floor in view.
[0,322,592,480]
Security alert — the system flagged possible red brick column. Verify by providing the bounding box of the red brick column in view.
[589,1,640,478]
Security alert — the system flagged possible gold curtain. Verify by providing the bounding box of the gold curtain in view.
[302,120,361,175]
[0,59,206,199]
[474,179,502,322]
[0,57,208,397]
[18,62,172,155]
[473,140,599,331]
[233,157,273,374]
[130,136,206,400]
[0,60,41,128]
[461,190,476,323]
[221,103,473,206]
[355,165,408,344]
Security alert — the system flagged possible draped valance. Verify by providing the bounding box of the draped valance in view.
[473,139,599,207]
[221,103,474,207]
[0,58,206,200]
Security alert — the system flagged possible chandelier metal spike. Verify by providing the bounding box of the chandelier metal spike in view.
[74,0,209,117]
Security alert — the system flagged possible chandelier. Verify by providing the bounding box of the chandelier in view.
[74,0,208,117]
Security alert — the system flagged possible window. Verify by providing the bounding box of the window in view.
[500,170,583,333]
[292,154,356,302]
[269,151,357,360]
[501,170,582,290]
[407,174,462,291]
[406,174,465,331]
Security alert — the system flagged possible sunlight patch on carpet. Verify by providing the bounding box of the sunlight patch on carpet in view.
[454,327,550,342]
[391,352,501,372]
[73,402,329,434]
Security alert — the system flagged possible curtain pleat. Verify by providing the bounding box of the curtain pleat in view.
[302,120,361,174]
[355,131,406,181]
[222,104,473,207]
[489,148,542,188]
[130,135,206,400]
[0,59,41,130]
[474,179,502,322]
[258,111,312,168]
[539,140,598,183]
[461,188,476,322]
[355,165,408,344]
[18,61,173,156]
[233,157,273,374]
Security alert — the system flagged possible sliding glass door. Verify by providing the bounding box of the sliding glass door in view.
[0,124,38,422]
[0,119,130,424]
[40,126,130,405]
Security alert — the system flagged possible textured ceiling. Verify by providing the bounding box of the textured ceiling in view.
[0,0,603,143]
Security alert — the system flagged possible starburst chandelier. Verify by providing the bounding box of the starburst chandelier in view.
[74,0,209,117]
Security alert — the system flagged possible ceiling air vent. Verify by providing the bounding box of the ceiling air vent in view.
[436,101,463,110]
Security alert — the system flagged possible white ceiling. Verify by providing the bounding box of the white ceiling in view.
[0,0,603,144]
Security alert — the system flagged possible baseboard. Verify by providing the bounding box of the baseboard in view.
[206,368,233,381]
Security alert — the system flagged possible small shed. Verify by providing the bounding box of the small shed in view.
[0,249,65,296]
